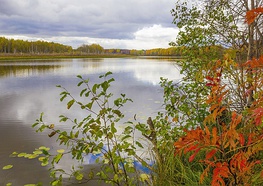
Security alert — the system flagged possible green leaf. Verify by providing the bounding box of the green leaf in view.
[59,115,68,122]
[105,71,113,77]
[17,153,27,157]
[38,157,45,162]
[121,135,131,141]
[33,150,43,155]
[136,141,144,148]
[74,171,84,180]
[86,102,93,110]
[111,123,117,134]
[80,88,87,97]
[41,159,49,166]
[88,171,94,179]
[54,153,63,164]
[77,81,83,87]
[24,184,38,186]
[101,81,109,92]
[32,122,39,128]
[126,149,135,156]
[60,94,67,102]
[92,84,98,94]
[113,174,119,182]
[75,131,79,138]
[140,173,150,181]
[42,149,49,155]
[51,180,61,186]
[6,183,12,186]
[10,152,18,157]
[24,154,32,158]
[85,91,90,97]
[108,77,115,84]
[39,112,44,122]
[114,98,122,106]
[112,109,122,117]
[3,165,13,170]
[39,146,50,151]
[67,99,75,109]
[107,132,113,139]
[28,154,39,159]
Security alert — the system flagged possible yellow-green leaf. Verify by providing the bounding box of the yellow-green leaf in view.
[49,124,55,129]
[75,172,83,180]
[9,152,18,157]
[28,154,39,159]
[3,165,13,170]
[17,153,27,157]
[57,149,65,154]
[33,150,43,155]
[140,173,150,181]
[39,146,50,151]
[67,100,75,109]
[38,157,45,162]
[113,174,119,182]
[41,161,49,166]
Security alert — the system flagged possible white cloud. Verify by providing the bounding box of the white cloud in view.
[53,24,178,49]
[0,0,179,49]
[3,24,178,49]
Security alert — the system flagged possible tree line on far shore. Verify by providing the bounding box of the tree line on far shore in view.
[0,36,233,57]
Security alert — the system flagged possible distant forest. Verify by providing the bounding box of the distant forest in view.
[0,36,187,56]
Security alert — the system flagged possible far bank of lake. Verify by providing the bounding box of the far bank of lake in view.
[0,53,183,61]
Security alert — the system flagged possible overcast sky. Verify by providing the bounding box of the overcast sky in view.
[0,0,179,49]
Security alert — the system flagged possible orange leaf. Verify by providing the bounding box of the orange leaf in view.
[240,159,247,171]
[247,133,254,145]
[212,127,217,145]
[184,144,198,154]
[206,149,217,160]
[252,107,263,126]
[212,163,229,186]
[189,147,201,162]
[189,153,196,162]
[204,125,210,136]
[231,112,242,128]
[239,133,245,146]
[246,7,263,24]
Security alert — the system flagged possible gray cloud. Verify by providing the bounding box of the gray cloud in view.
[0,0,178,48]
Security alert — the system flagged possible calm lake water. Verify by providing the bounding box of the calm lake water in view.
[0,58,181,185]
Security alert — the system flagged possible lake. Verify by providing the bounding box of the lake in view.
[0,58,181,185]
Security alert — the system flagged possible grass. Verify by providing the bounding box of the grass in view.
[150,146,211,186]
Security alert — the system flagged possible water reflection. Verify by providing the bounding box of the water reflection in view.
[0,65,62,77]
[0,58,181,85]
[0,58,181,185]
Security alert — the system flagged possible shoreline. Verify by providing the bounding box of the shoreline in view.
[0,53,183,61]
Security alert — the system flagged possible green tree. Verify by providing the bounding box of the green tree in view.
[170,0,263,115]
[76,43,104,54]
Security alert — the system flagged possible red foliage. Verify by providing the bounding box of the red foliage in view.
[246,7,263,24]
[173,6,263,185]
[252,107,263,126]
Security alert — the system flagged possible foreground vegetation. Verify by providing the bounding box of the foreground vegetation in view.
[3,1,263,186]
